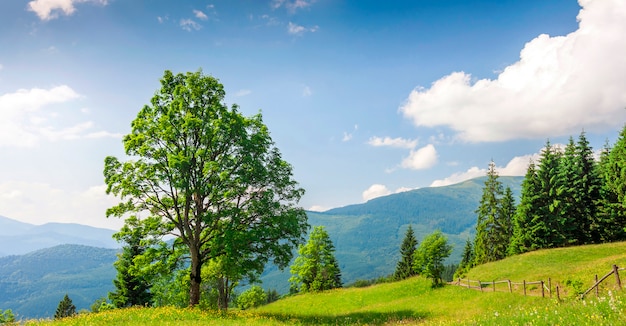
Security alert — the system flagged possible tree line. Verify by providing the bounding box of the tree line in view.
[456,129,626,276]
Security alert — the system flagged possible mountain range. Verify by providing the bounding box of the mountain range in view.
[0,175,523,319]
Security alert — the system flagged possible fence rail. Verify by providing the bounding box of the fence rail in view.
[453,264,625,300]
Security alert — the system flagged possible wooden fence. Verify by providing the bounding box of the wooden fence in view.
[453,264,625,300]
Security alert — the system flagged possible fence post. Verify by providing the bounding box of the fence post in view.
[548,278,552,298]
[595,275,599,297]
[493,280,496,292]
[614,265,622,290]
[523,280,527,296]
[467,278,470,289]
[556,285,560,301]
[479,280,483,292]
[508,280,512,293]
[541,280,545,298]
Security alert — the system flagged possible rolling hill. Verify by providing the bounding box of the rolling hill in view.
[0,216,120,257]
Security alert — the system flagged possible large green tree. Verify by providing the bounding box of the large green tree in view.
[473,161,511,264]
[597,127,626,241]
[412,230,452,287]
[509,160,541,255]
[289,226,342,293]
[394,225,418,280]
[109,216,153,308]
[104,70,308,308]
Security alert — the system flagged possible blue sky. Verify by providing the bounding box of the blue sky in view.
[1,0,625,229]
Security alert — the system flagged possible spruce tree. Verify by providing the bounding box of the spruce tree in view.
[54,294,76,319]
[509,160,541,255]
[394,225,418,280]
[454,238,474,278]
[556,137,580,245]
[497,186,516,253]
[474,161,506,264]
[574,131,602,243]
[534,140,564,248]
[109,216,153,308]
[597,126,626,241]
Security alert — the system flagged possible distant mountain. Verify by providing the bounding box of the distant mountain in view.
[0,244,117,319]
[0,216,120,257]
[260,176,524,293]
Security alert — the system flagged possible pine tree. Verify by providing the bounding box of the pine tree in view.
[474,161,507,264]
[556,137,580,245]
[289,226,342,293]
[109,216,153,308]
[597,126,626,241]
[497,186,516,252]
[534,140,564,248]
[454,238,474,278]
[509,160,541,255]
[574,131,602,243]
[394,225,418,280]
[54,294,76,319]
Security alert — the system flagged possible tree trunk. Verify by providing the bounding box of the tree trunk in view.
[217,277,229,310]
[189,247,202,307]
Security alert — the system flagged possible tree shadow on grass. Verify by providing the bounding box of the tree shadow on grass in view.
[256,310,430,325]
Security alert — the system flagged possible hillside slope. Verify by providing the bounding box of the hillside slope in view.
[0,244,117,319]
[260,176,523,292]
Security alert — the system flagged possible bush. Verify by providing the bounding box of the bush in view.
[0,309,15,323]
[236,285,267,310]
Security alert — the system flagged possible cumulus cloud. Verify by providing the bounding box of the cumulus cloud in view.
[401,144,438,170]
[288,22,318,35]
[28,0,108,21]
[0,182,123,230]
[307,205,327,212]
[430,153,542,187]
[367,136,418,149]
[400,0,626,143]
[0,86,118,147]
[180,19,202,31]
[362,184,391,201]
[194,10,208,21]
[235,89,252,97]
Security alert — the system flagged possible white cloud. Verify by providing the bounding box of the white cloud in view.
[302,85,312,96]
[0,86,117,147]
[307,205,327,212]
[28,0,108,21]
[180,19,201,31]
[288,22,318,36]
[194,9,208,20]
[367,136,418,149]
[272,0,316,13]
[0,182,123,230]
[85,130,123,139]
[400,0,626,143]
[342,124,358,142]
[429,152,541,187]
[401,144,438,170]
[362,184,391,201]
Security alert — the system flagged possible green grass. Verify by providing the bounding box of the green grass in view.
[26,241,626,325]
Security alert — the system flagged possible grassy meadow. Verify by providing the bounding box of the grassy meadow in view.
[26,242,626,325]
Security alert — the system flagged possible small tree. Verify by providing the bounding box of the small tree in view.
[394,225,418,280]
[413,230,452,287]
[454,238,474,278]
[236,285,267,310]
[0,309,15,323]
[54,294,76,319]
[289,226,342,293]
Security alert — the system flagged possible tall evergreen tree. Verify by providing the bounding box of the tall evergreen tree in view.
[473,161,507,264]
[498,186,516,252]
[574,131,602,243]
[394,225,418,280]
[555,137,581,245]
[109,216,153,308]
[289,226,342,293]
[454,238,474,278]
[54,294,76,319]
[534,140,564,248]
[597,126,626,241]
[509,160,541,255]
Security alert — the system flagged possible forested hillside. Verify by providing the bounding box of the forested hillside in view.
[0,244,117,319]
[259,176,523,292]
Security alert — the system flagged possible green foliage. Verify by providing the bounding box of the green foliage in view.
[597,126,626,242]
[54,294,76,319]
[473,161,515,266]
[103,70,308,307]
[109,216,152,308]
[0,309,14,323]
[90,297,114,313]
[236,285,267,310]
[455,239,474,278]
[413,230,453,287]
[265,289,280,304]
[289,226,342,293]
[394,225,418,280]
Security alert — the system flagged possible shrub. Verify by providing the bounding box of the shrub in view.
[236,285,267,310]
